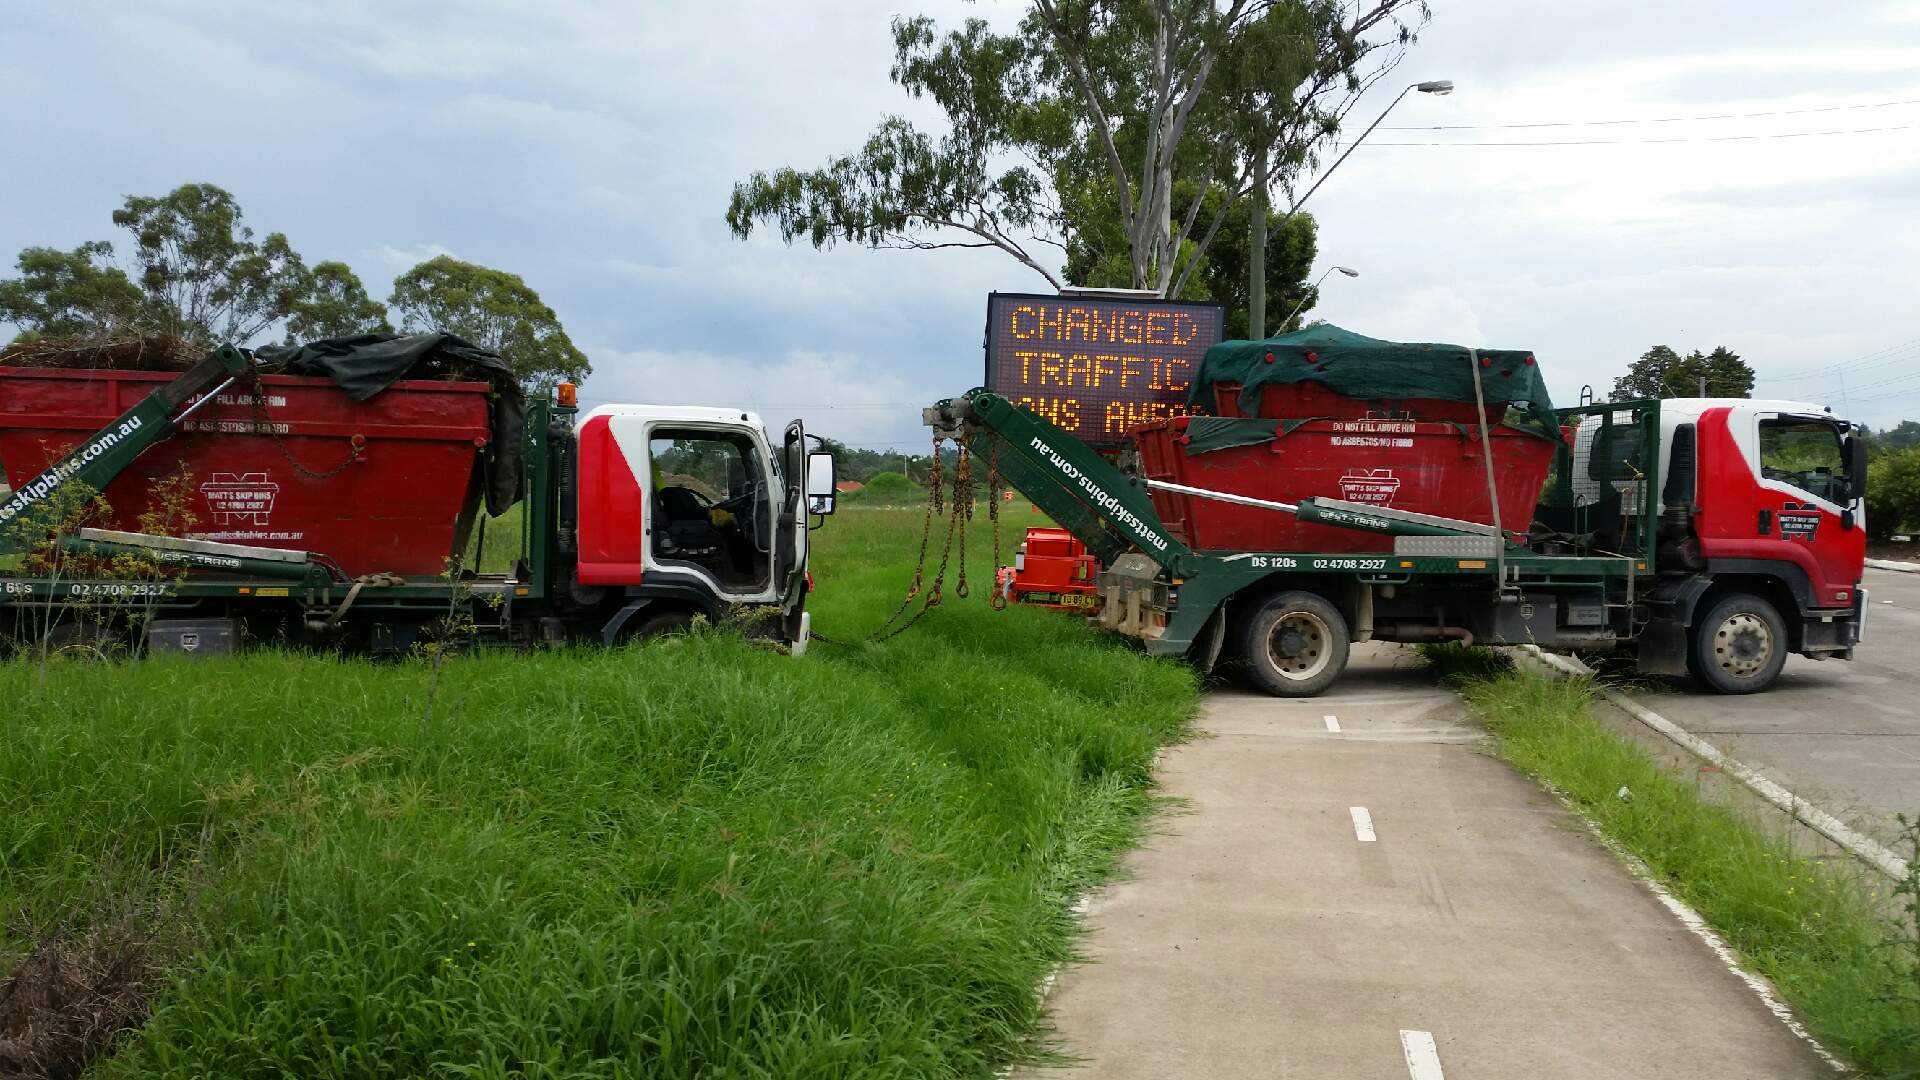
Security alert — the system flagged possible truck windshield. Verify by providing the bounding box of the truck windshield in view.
[1758,417,1847,503]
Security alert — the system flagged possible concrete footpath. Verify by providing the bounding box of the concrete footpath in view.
[1017,645,1831,1080]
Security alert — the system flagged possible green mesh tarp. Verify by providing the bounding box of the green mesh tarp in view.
[1188,324,1556,435]
[254,333,526,515]
[1182,416,1310,454]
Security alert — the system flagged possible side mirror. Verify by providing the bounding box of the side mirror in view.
[1843,435,1868,503]
[805,451,837,516]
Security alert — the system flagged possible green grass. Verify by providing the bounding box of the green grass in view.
[1434,652,1920,1078]
[2,502,1199,1078]
[465,502,525,576]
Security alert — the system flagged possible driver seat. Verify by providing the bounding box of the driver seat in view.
[654,485,725,559]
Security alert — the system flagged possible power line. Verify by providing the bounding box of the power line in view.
[1828,367,1920,396]
[1380,96,1920,131]
[1365,124,1915,147]
[1793,368,1920,405]
[1769,352,1920,385]
[1761,337,1920,382]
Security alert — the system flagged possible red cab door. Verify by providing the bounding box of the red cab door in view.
[1697,407,1864,608]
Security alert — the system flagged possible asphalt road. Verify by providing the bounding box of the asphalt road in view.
[1016,648,1828,1080]
[1632,564,1920,845]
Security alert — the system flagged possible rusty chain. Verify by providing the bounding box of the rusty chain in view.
[953,444,972,600]
[855,429,949,641]
[813,429,1011,646]
[248,374,364,480]
[988,441,1006,610]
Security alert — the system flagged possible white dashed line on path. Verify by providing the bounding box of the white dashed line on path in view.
[1324,714,1341,732]
[1350,806,1377,842]
[1399,1030,1445,1079]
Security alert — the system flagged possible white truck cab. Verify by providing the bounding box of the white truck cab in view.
[569,404,836,645]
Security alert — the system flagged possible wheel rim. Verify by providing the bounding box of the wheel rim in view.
[1712,611,1774,679]
[1265,611,1333,682]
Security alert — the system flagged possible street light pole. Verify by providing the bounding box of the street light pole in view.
[1287,80,1453,220]
[1249,80,1451,338]
[1282,265,1359,331]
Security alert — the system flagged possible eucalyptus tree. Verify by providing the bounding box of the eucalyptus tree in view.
[727,1,1426,295]
[390,255,590,389]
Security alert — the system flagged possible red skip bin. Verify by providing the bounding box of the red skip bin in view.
[0,367,492,577]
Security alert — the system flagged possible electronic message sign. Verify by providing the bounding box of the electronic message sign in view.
[984,293,1226,448]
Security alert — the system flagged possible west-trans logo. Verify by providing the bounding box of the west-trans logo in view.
[0,416,144,524]
[1027,435,1169,553]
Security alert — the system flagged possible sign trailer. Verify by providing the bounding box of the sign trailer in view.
[983,292,1226,449]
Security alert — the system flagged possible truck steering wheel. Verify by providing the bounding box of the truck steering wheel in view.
[728,481,769,553]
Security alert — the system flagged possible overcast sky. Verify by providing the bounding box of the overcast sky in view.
[5,1,1918,447]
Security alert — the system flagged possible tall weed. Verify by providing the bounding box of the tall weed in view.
[3,504,1198,1078]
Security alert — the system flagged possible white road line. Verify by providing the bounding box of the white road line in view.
[1522,646,1909,882]
[1399,1030,1445,1080]
[1350,806,1377,842]
[1565,814,1850,1073]
[1324,714,1341,732]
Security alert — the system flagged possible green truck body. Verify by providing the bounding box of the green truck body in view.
[2,350,826,657]
[929,388,1864,696]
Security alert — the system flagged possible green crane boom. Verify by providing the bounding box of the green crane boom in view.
[0,344,251,552]
[926,391,1196,573]
[924,390,1496,571]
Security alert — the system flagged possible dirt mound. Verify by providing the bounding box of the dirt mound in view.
[0,337,203,373]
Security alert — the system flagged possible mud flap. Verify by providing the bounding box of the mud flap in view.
[1192,606,1228,674]
[1634,616,1690,676]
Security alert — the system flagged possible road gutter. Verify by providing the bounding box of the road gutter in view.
[1520,645,1910,882]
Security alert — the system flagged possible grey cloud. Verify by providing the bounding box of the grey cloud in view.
[4,0,1919,444]
[1670,166,1920,209]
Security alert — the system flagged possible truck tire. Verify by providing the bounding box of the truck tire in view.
[1689,593,1787,694]
[630,609,696,643]
[1240,590,1349,698]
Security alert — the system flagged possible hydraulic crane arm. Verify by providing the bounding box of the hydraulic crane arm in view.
[925,390,1193,573]
[0,344,251,546]
[924,389,1513,575]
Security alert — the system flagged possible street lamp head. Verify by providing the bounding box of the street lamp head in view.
[1414,80,1455,95]
[1334,266,1360,278]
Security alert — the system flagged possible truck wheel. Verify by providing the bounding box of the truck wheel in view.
[1690,593,1787,694]
[1240,591,1349,698]
[629,609,696,643]
[629,609,697,644]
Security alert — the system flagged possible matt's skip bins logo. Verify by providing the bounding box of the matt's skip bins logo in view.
[1027,436,1169,553]
[0,416,144,525]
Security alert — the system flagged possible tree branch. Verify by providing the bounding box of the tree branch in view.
[1161,0,1245,159]
[1034,0,1136,240]
[926,214,1063,289]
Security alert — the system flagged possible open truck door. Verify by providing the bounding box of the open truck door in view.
[777,420,821,650]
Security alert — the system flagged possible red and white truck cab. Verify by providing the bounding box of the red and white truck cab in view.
[1598,398,1869,691]
[570,404,835,648]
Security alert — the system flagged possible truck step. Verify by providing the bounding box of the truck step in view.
[1309,497,1503,537]
[1392,534,1505,558]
